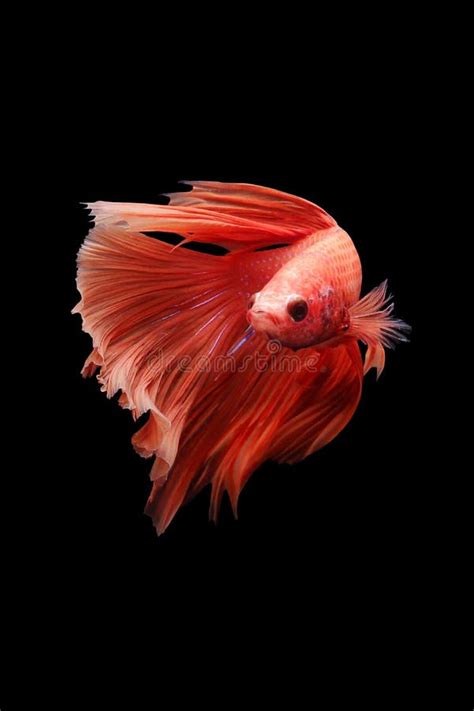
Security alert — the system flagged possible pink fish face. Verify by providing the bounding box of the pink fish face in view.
[248,285,350,350]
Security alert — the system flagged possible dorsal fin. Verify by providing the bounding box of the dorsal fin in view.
[87,181,337,251]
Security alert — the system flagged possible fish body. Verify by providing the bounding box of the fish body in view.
[74,182,409,533]
[243,227,361,348]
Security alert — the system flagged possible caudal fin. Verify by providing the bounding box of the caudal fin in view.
[74,225,250,482]
[349,280,411,378]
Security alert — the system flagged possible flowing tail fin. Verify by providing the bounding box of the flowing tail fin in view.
[73,224,251,482]
[349,280,411,379]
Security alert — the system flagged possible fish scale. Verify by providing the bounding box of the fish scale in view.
[238,227,361,306]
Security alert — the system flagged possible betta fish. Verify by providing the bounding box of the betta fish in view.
[74,181,409,534]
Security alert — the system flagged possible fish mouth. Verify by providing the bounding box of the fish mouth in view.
[247,308,279,332]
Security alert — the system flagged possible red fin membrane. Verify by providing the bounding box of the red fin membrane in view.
[87,181,336,252]
[146,341,363,534]
[74,225,248,485]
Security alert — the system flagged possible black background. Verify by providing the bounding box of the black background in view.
[3,27,470,706]
[49,136,430,657]
[59,147,419,575]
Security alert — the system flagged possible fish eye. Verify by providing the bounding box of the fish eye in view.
[287,297,308,322]
[248,294,256,310]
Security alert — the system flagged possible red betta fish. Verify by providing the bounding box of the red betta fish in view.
[74,182,409,534]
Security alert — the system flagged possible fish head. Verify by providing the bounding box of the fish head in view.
[247,285,350,349]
